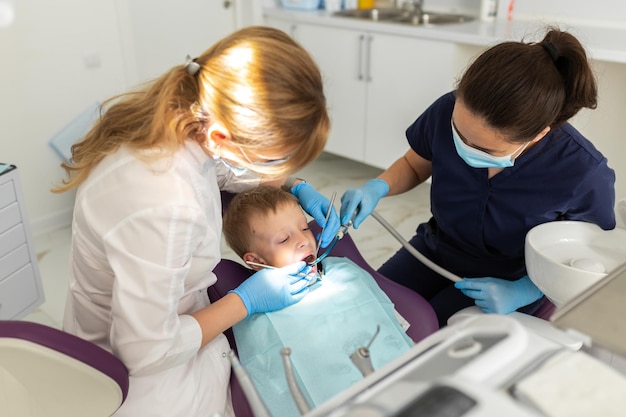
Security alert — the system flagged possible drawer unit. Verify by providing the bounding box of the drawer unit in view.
[0,165,44,319]
[0,264,40,320]
[0,244,30,281]
[0,180,16,210]
[0,203,21,234]
[0,223,27,259]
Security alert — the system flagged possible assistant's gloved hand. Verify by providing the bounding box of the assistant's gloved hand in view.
[340,179,389,229]
[230,262,310,318]
[454,275,543,314]
[291,182,340,248]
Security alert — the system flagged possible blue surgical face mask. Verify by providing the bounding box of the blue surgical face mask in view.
[451,120,528,169]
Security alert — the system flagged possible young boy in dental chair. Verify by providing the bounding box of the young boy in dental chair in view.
[222,186,423,416]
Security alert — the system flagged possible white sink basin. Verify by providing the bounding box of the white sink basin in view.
[525,221,626,307]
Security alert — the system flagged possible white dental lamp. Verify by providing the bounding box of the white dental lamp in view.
[0,0,16,28]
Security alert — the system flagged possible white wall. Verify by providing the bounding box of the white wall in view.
[496,0,626,27]
[570,60,626,206]
[0,0,239,237]
[124,0,237,84]
[0,0,130,235]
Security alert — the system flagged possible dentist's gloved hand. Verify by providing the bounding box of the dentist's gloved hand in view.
[340,179,389,229]
[291,182,340,248]
[454,275,543,314]
[231,261,310,318]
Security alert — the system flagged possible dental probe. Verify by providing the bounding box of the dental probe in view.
[370,210,462,283]
[245,261,318,282]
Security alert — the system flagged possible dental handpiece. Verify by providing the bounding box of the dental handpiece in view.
[280,348,312,415]
[338,208,359,238]
[227,350,271,417]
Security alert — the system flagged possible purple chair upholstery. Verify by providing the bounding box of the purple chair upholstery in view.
[210,203,440,416]
[532,298,557,320]
[0,320,129,417]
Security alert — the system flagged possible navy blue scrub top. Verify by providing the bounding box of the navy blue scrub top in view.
[407,92,616,280]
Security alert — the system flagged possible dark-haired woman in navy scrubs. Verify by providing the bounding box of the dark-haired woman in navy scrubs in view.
[340,28,615,327]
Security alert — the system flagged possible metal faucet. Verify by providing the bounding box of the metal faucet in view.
[395,0,424,15]
[410,0,424,14]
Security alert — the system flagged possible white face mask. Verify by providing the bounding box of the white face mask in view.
[211,143,289,177]
[213,155,248,177]
[451,120,528,169]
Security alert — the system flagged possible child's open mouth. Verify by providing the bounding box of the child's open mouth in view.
[303,254,318,276]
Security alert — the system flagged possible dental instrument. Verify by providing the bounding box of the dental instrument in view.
[280,348,312,415]
[349,324,381,377]
[308,209,359,267]
[227,350,271,417]
[245,261,320,284]
[370,210,462,283]
[315,191,336,256]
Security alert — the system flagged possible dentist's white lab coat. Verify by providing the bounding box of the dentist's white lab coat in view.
[63,141,255,417]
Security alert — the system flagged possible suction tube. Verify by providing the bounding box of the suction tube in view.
[370,211,462,283]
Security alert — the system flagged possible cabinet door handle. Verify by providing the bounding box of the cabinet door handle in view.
[358,34,365,81]
[223,0,231,8]
[365,35,373,82]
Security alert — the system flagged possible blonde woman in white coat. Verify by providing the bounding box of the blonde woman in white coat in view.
[54,26,339,417]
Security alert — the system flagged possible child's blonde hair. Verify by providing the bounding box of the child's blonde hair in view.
[223,186,300,258]
[54,26,329,192]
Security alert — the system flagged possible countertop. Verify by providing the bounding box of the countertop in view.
[264,7,626,64]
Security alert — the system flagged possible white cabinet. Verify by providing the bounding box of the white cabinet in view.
[293,23,369,161]
[266,18,458,169]
[363,33,456,168]
[0,166,44,320]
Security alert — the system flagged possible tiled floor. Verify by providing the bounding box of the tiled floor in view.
[21,151,626,375]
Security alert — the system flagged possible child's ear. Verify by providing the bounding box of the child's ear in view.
[243,252,266,270]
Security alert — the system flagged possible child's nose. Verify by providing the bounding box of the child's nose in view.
[297,232,312,248]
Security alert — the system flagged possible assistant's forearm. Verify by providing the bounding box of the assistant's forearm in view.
[378,150,429,196]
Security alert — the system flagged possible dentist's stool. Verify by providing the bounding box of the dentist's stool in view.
[0,320,129,417]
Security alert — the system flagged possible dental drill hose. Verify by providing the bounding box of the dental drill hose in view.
[370,211,462,283]
[227,350,272,417]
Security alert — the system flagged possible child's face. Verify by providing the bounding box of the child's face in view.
[243,201,317,270]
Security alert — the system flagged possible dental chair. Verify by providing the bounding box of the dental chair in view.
[0,320,129,417]
[212,192,440,417]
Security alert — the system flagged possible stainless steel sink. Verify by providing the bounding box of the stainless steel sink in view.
[333,8,473,26]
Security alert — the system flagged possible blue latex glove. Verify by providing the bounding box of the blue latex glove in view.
[291,182,340,248]
[454,275,543,314]
[340,179,389,229]
[231,262,311,318]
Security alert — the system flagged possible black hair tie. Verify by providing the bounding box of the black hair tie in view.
[542,42,559,63]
